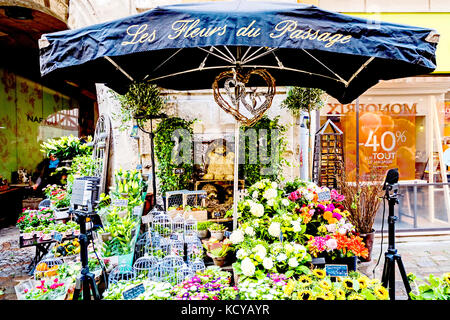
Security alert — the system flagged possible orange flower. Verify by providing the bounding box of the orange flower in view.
[323,211,333,221]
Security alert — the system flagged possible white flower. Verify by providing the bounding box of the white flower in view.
[252,191,259,199]
[291,220,301,233]
[244,226,255,236]
[325,224,336,233]
[263,188,278,200]
[338,227,347,235]
[254,244,267,259]
[230,229,244,244]
[241,257,256,277]
[304,192,314,201]
[271,181,278,189]
[262,257,273,270]
[268,222,281,237]
[288,257,299,268]
[256,182,264,189]
[267,199,274,207]
[276,253,287,262]
[250,203,264,217]
[281,199,290,207]
[236,249,247,259]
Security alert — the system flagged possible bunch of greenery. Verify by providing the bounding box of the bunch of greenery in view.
[408,272,450,300]
[240,116,288,186]
[40,135,92,161]
[281,87,325,118]
[114,82,165,130]
[154,117,195,196]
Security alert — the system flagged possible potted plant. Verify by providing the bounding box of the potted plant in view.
[208,223,227,241]
[204,239,233,267]
[337,170,384,262]
[22,226,34,240]
[197,221,211,239]
[41,228,52,241]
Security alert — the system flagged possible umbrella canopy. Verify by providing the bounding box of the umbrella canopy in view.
[39,1,438,104]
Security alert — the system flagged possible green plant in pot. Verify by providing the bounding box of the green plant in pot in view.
[337,169,384,262]
[197,221,212,239]
[208,223,227,241]
[204,239,233,267]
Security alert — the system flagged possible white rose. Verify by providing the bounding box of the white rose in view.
[267,199,274,207]
[262,257,274,270]
[241,257,256,277]
[252,191,259,199]
[244,226,255,236]
[281,199,290,207]
[250,203,264,217]
[288,257,299,268]
[263,188,278,200]
[268,222,281,237]
[230,229,244,244]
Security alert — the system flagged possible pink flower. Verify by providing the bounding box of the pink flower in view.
[326,238,338,251]
[331,189,345,202]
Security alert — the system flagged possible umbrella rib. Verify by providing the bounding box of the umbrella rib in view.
[242,48,277,65]
[241,47,265,64]
[301,49,347,85]
[240,46,253,63]
[145,48,183,79]
[242,64,345,83]
[346,56,375,87]
[198,47,234,63]
[147,65,234,83]
[223,46,237,62]
[104,56,134,82]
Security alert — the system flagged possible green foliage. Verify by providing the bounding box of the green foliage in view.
[99,211,139,256]
[113,82,165,130]
[209,223,227,231]
[283,178,309,195]
[154,117,194,196]
[240,116,288,186]
[40,135,92,161]
[281,87,325,117]
[197,221,212,231]
[409,272,450,300]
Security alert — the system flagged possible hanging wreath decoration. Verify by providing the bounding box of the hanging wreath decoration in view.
[212,68,276,127]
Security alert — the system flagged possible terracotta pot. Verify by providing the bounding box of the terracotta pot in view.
[212,256,226,267]
[360,229,375,262]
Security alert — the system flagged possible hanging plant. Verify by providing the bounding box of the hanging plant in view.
[113,82,165,130]
[281,87,325,118]
[154,117,195,196]
[240,116,288,186]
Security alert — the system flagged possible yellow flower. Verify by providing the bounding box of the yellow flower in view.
[325,291,335,300]
[298,275,312,286]
[348,293,365,300]
[374,285,389,300]
[443,272,450,286]
[343,279,355,291]
[317,225,327,233]
[315,294,328,300]
[335,288,346,300]
[297,289,313,300]
[313,269,326,279]
[369,278,381,286]
[283,279,296,296]
[319,279,332,291]
[357,276,369,289]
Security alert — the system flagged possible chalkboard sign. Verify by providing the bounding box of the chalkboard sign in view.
[325,264,348,277]
[113,199,129,207]
[224,231,231,238]
[52,232,63,242]
[136,164,143,170]
[122,283,145,300]
[317,190,332,202]
[173,168,185,175]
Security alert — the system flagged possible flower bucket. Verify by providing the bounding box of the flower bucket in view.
[212,256,226,267]
[360,229,375,262]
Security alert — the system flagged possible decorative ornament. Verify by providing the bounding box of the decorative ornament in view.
[212,68,276,126]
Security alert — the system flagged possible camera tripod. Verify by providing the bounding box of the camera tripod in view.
[72,211,101,300]
[381,183,412,300]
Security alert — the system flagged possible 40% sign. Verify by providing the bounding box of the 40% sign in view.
[361,130,406,161]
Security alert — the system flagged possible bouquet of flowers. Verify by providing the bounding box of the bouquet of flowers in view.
[172,267,238,300]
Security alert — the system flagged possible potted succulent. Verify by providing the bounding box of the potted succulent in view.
[208,223,227,241]
[197,221,212,239]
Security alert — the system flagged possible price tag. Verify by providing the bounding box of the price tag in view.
[136,164,143,170]
[113,199,128,207]
[173,168,185,175]
[213,212,221,218]
[52,232,63,242]
[133,206,142,216]
[224,231,231,238]
[325,264,348,277]
[122,283,145,300]
[317,190,331,202]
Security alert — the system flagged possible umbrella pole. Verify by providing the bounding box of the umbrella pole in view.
[355,98,360,187]
[233,120,240,231]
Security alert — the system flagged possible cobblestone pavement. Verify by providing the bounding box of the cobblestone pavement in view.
[1,225,449,300]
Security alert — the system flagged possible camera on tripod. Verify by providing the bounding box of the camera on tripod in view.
[383,168,399,200]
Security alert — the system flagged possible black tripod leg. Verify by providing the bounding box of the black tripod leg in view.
[88,275,101,300]
[382,254,395,300]
[395,255,412,299]
[381,253,391,287]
